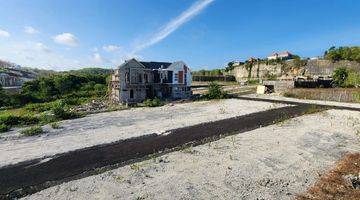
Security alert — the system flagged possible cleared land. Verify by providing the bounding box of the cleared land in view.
[0,99,286,167]
[22,109,360,200]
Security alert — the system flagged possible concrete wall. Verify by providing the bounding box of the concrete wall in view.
[263,80,295,93]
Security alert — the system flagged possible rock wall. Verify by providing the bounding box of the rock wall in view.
[232,59,360,82]
[232,62,288,82]
[0,73,22,87]
[306,60,360,75]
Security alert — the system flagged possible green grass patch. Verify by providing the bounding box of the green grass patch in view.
[0,124,10,133]
[21,126,43,136]
[143,98,163,107]
[50,122,61,129]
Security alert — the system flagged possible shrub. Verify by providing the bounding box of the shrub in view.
[265,73,277,80]
[39,112,57,124]
[50,122,61,129]
[0,114,39,127]
[143,98,162,107]
[0,124,10,133]
[20,115,39,125]
[21,126,43,136]
[0,114,20,126]
[247,79,260,85]
[344,70,360,87]
[51,100,78,120]
[206,82,228,99]
[25,102,54,112]
[332,67,348,87]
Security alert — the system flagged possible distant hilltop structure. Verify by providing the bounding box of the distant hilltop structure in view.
[110,58,192,104]
[267,51,294,60]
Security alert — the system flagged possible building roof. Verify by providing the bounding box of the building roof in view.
[139,61,172,70]
[269,51,292,57]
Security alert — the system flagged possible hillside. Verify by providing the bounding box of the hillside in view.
[0,60,111,88]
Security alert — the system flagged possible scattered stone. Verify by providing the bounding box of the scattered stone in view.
[69,186,78,192]
[344,173,360,189]
[70,100,108,113]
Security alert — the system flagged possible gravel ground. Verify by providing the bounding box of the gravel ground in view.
[23,109,360,200]
[0,99,286,167]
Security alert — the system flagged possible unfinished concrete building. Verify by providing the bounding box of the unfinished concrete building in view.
[110,58,192,104]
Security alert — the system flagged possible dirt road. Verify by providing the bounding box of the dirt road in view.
[1,104,321,198]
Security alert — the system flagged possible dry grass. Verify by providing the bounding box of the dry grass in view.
[296,153,360,200]
[284,88,360,103]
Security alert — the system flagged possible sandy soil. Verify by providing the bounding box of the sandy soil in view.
[23,109,360,200]
[0,99,285,167]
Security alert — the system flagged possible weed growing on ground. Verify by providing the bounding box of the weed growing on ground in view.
[143,98,163,107]
[0,123,10,133]
[302,105,322,115]
[229,155,234,160]
[218,107,226,114]
[148,153,157,162]
[130,163,140,171]
[181,146,196,154]
[115,175,124,182]
[21,126,43,136]
[50,122,61,129]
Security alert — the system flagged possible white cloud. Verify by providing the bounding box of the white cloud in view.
[0,41,82,70]
[92,47,99,52]
[35,42,51,53]
[0,29,10,37]
[103,45,120,52]
[53,33,78,47]
[93,53,110,63]
[131,0,214,54]
[93,53,102,62]
[24,26,39,34]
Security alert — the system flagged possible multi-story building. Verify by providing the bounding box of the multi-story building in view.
[110,58,192,104]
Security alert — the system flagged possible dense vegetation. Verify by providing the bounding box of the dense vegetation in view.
[324,46,360,62]
[0,69,110,133]
[1,72,108,108]
[192,69,224,76]
[332,67,360,88]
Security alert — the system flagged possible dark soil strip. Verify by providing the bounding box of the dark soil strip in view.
[0,104,325,199]
[233,96,360,111]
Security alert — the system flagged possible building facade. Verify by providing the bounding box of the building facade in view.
[267,51,294,60]
[110,58,192,104]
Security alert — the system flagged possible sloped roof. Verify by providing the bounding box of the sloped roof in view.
[139,61,172,70]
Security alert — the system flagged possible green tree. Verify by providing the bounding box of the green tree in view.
[324,46,360,62]
[332,67,349,87]
[206,82,227,99]
[0,85,6,107]
[225,62,235,72]
[39,78,57,99]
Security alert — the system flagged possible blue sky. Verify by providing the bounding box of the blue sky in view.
[0,0,359,71]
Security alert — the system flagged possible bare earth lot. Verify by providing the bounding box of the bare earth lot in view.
[23,109,360,200]
[0,99,286,167]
